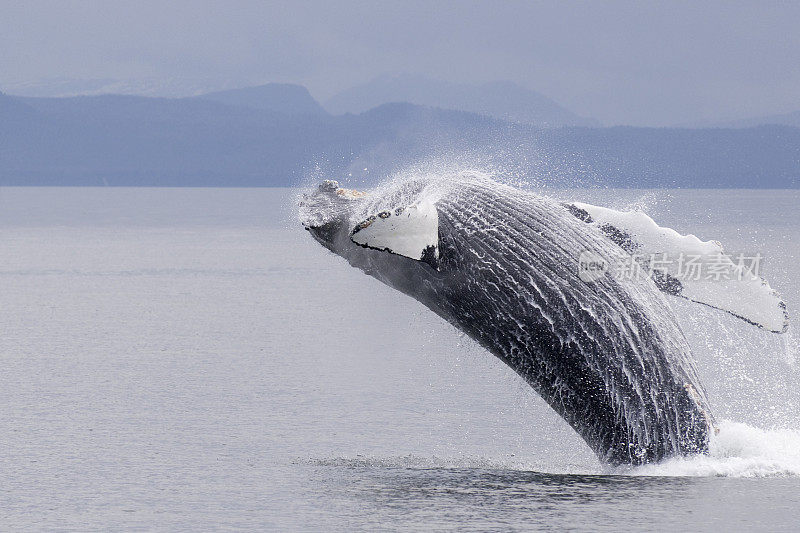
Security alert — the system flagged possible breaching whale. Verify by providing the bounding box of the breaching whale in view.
[299,174,788,465]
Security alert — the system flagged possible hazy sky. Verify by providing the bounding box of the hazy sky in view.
[3,0,799,126]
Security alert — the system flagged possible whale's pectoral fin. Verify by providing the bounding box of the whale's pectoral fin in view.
[564,201,789,334]
[350,201,439,269]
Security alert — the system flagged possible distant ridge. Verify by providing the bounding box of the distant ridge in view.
[704,110,800,129]
[194,83,327,116]
[1,91,798,188]
[325,74,599,127]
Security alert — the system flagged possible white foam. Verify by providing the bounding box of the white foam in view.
[620,420,800,477]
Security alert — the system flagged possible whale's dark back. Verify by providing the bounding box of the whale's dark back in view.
[380,180,712,465]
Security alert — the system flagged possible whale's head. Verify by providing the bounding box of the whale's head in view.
[300,179,441,278]
[299,180,369,254]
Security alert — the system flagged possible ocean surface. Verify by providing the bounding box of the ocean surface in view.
[2,186,799,531]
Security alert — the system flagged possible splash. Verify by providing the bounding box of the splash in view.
[620,420,800,477]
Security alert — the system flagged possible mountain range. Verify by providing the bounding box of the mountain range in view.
[688,110,800,130]
[1,84,798,188]
[324,75,599,127]
[195,84,327,116]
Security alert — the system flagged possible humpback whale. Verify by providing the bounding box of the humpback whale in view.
[299,174,788,465]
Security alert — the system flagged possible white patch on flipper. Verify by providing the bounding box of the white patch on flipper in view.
[350,201,439,265]
[571,202,789,334]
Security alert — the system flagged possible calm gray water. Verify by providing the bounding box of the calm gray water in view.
[1,186,799,531]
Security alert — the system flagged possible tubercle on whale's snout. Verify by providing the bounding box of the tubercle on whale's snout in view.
[315,179,368,200]
[336,188,367,199]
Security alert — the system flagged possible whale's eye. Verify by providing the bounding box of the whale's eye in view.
[378,211,391,219]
